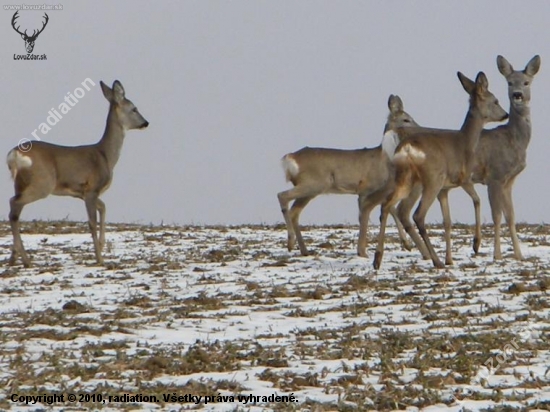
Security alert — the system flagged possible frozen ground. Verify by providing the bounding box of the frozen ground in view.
[0,221,548,411]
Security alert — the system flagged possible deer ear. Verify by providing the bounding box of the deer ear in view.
[457,72,476,95]
[388,95,403,113]
[497,55,514,77]
[112,81,125,103]
[475,72,489,94]
[100,81,113,102]
[524,55,541,76]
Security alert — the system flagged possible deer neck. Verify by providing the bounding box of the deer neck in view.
[507,103,531,149]
[98,107,126,170]
[459,107,484,154]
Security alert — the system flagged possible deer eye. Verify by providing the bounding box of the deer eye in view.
[524,81,529,86]
[132,108,138,113]
[403,119,410,123]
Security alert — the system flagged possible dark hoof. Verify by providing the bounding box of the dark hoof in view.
[473,236,480,254]
[373,251,382,269]
[433,260,445,269]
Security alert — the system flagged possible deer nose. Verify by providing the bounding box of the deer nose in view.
[141,121,149,129]
[513,92,523,100]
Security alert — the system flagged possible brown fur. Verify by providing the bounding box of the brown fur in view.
[7,80,149,267]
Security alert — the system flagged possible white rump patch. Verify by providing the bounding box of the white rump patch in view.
[281,155,300,181]
[393,143,426,164]
[6,149,33,180]
[381,130,400,160]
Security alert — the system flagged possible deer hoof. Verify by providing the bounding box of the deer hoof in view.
[287,237,295,251]
[373,252,382,269]
[473,236,481,254]
[401,240,413,251]
[357,249,367,258]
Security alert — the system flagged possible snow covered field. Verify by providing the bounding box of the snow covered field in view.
[0,221,548,411]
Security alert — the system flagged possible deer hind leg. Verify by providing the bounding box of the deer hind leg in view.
[96,198,106,252]
[8,183,52,267]
[358,188,410,258]
[278,190,296,252]
[373,201,392,269]
[373,180,414,269]
[358,191,386,258]
[357,195,370,257]
[278,185,321,255]
[502,178,523,260]
[487,182,504,260]
[9,195,30,267]
[437,188,453,265]
[84,194,103,265]
[396,184,430,260]
[390,206,413,252]
[461,181,482,254]
[289,196,314,256]
[413,183,445,269]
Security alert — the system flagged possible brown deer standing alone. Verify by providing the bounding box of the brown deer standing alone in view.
[7,80,149,267]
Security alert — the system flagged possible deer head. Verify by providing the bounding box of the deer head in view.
[12,11,49,53]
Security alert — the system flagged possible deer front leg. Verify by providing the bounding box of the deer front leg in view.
[487,182,504,260]
[461,182,482,254]
[85,194,103,265]
[437,189,453,265]
[502,179,523,260]
[97,198,106,252]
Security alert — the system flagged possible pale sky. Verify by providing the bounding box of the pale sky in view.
[1,1,548,226]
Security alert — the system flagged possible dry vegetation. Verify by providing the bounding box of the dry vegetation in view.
[0,220,549,411]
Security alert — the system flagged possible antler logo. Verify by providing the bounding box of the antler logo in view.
[11,11,49,54]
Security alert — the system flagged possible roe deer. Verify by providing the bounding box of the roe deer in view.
[277,95,418,257]
[392,56,541,262]
[472,55,541,260]
[373,72,508,269]
[7,80,149,267]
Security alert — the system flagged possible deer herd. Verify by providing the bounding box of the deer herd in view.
[5,55,541,269]
[278,55,540,269]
